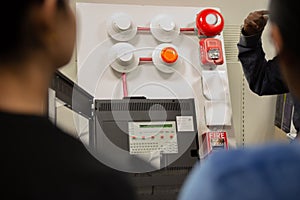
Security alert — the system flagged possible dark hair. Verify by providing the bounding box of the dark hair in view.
[0,1,66,64]
[269,0,300,55]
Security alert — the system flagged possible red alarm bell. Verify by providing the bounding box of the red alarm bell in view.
[196,8,224,37]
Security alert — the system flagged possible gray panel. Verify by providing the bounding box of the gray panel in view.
[93,98,199,199]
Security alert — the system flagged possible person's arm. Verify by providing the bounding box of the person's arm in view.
[237,10,289,95]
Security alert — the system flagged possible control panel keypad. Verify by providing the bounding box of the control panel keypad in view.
[129,122,178,154]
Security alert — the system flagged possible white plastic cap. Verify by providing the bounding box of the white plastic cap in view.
[109,43,139,73]
[206,14,218,25]
[117,51,134,66]
[159,18,176,32]
[113,16,132,31]
[107,13,137,41]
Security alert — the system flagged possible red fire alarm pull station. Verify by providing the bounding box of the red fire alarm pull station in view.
[200,38,224,65]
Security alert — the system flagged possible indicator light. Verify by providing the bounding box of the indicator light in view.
[152,43,181,73]
[160,47,178,64]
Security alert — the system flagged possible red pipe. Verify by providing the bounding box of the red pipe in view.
[122,73,128,97]
[137,27,151,31]
[180,27,195,32]
[139,57,153,62]
[137,26,195,32]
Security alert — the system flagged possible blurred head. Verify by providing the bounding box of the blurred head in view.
[269,0,300,100]
[0,0,75,69]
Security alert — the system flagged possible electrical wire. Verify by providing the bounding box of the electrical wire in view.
[139,57,153,62]
[137,27,151,31]
[121,57,153,98]
[122,73,128,97]
[179,27,195,32]
[137,26,195,33]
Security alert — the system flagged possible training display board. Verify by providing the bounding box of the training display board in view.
[76,3,236,158]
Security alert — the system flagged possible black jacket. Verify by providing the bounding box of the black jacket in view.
[1,111,136,199]
[237,30,300,133]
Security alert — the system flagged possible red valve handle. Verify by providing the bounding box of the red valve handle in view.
[196,8,224,37]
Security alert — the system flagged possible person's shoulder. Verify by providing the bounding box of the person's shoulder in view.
[179,143,300,200]
[35,118,137,199]
[196,142,300,190]
[54,129,137,199]
[206,142,300,172]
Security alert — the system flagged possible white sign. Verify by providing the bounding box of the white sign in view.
[176,116,194,132]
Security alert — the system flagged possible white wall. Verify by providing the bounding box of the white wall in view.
[58,0,278,146]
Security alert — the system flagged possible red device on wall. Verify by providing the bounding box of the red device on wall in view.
[196,8,224,37]
[201,131,228,157]
[199,38,224,65]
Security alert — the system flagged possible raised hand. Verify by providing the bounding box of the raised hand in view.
[243,10,269,36]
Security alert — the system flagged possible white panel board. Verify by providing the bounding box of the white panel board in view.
[76,3,236,156]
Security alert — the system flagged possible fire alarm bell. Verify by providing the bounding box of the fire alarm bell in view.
[196,8,224,37]
[199,38,223,65]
